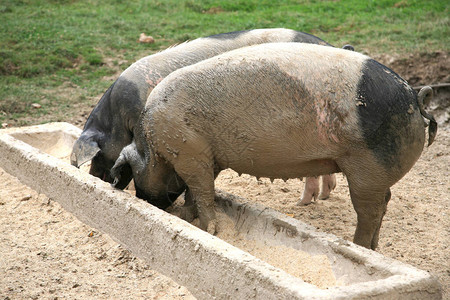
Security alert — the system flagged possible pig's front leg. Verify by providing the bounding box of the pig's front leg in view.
[179,187,198,222]
[172,144,217,235]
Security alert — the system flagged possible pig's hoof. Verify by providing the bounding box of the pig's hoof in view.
[318,193,330,200]
[199,216,217,235]
[180,205,198,223]
[296,199,312,206]
[206,220,217,235]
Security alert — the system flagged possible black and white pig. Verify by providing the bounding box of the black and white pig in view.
[71,28,345,203]
[111,43,437,250]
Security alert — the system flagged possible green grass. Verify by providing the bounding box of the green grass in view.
[0,0,448,125]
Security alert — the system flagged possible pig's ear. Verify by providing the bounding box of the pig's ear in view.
[71,133,101,167]
[111,141,139,188]
[342,44,354,51]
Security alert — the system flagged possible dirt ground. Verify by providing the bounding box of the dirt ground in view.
[1,52,449,299]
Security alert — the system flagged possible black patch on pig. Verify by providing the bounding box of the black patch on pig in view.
[291,32,332,46]
[83,81,116,134]
[356,59,417,170]
[82,78,141,183]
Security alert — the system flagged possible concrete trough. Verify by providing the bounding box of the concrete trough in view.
[0,122,442,299]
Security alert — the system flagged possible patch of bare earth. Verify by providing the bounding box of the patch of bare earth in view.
[0,169,194,300]
[1,51,449,298]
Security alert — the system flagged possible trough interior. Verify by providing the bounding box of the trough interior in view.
[11,129,394,288]
[11,130,77,160]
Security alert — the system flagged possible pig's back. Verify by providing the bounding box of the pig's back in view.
[148,43,368,149]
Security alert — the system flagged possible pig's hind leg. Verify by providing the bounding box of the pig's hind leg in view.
[337,158,392,250]
[179,187,198,222]
[348,184,391,250]
[319,174,337,200]
[297,174,337,205]
[297,177,320,205]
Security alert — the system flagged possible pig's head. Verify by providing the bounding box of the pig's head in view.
[71,129,133,189]
[70,80,140,189]
[110,140,186,209]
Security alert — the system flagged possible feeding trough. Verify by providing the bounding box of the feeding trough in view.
[0,122,442,299]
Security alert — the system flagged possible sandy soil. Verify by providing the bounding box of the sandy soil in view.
[0,169,195,300]
[214,211,338,289]
[1,52,449,299]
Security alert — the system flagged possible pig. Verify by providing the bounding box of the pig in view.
[71,28,331,189]
[110,43,437,250]
[70,28,351,205]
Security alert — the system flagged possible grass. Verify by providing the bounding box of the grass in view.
[0,0,448,125]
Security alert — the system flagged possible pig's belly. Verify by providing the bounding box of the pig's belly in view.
[224,158,340,180]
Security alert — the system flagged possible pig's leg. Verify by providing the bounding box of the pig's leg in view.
[371,188,391,249]
[319,174,337,200]
[338,157,392,250]
[349,186,391,250]
[349,188,386,249]
[180,187,198,222]
[343,172,390,250]
[297,177,319,205]
[180,169,221,222]
[178,169,216,234]
[172,148,216,234]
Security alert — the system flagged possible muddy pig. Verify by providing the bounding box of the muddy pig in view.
[71,28,332,189]
[111,43,436,250]
[70,28,354,205]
